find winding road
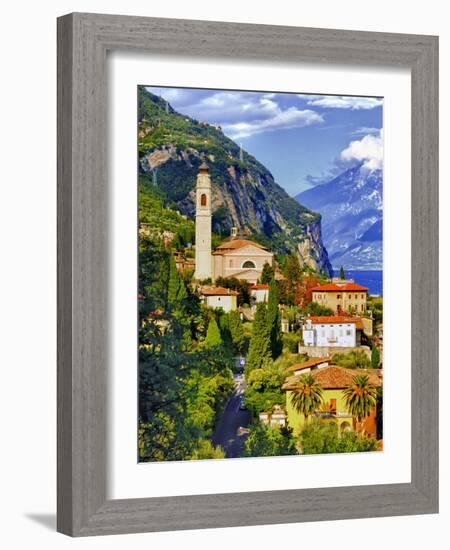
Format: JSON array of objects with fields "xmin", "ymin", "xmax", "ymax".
[{"xmin": 212, "ymin": 373, "xmax": 251, "ymax": 458}]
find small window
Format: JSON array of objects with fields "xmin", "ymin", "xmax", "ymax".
[
  {"xmin": 348, "ymin": 294, "xmax": 352, "ymax": 299},
  {"xmin": 337, "ymin": 294, "xmax": 342, "ymax": 299},
  {"xmin": 200, "ymin": 193, "xmax": 207, "ymax": 206},
  {"xmin": 242, "ymin": 260, "xmax": 256, "ymax": 269}
]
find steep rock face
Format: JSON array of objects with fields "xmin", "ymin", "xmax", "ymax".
[
  {"xmin": 139, "ymin": 88, "xmax": 332, "ymax": 275},
  {"xmin": 296, "ymin": 164, "xmax": 382, "ymax": 270},
  {"xmin": 297, "ymin": 220, "xmax": 332, "ymax": 275}
]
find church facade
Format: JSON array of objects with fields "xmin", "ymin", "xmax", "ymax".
[{"xmin": 194, "ymin": 163, "xmax": 273, "ymax": 284}]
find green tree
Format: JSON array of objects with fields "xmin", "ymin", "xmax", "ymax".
[
  {"xmin": 204, "ymin": 318, "xmax": 223, "ymax": 349},
  {"xmin": 243, "ymin": 423, "xmax": 297, "ymax": 457},
  {"xmin": 245, "ymin": 364, "xmax": 284, "ymax": 415},
  {"xmin": 303, "ymin": 301, "xmax": 334, "ymax": 316},
  {"xmin": 267, "ymin": 279, "xmax": 283, "ymax": 359},
  {"xmin": 290, "ymin": 373, "xmax": 323, "ymax": 423},
  {"xmin": 189, "ymin": 439, "xmax": 225, "ymax": 460},
  {"xmin": 343, "ymin": 374, "xmax": 377, "ymax": 433},
  {"xmin": 246, "ymin": 303, "xmax": 272, "ymax": 372},
  {"xmin": 167, "ymin": 255, "xmax": 181, "ymax": 305},
  {"xmin": 260, "ymin": 262, "xmax": 275, "ymax": 284},
  {"xmin": 371, "ymin": 345, "xmax": 380, "ymax": 368},
  {"xmin": 282, "ymin": 253, "xmax": 302, "ymax": 305},
  {"xmin": 339, "ymin": 265, "xmax": 345, "ymax": 279},
  {"xmin": 299, "ymin": 419, "xmax": 377, "ymax": 455},
  {"xmin": 228, "ymin": 310, "xmax": 246, "ymax": 355},
  {"xmin": 333, "ymin": 350, "xmax": 371, "ymax": 369}
]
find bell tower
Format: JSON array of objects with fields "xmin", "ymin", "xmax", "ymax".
[{"xmin": 194, "ymin": 162, "xmax": 212, "ymax": 280}]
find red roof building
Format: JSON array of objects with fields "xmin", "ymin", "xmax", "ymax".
[{"xmin": 311, "ymin": 281, "xmax": 368, "ymax": 314}]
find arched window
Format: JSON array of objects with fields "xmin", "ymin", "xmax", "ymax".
[
  {"xmin": 200, "ymin": 193, "xmax": 207, "ymax": 206},
  {"xmin": 242, "ymin": 260, "xmax": 256, "ymax": 269}
]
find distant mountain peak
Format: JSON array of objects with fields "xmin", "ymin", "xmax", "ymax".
[{"xmin": 295, "ymin": 163, "xmax": 382, "ymax": 270}]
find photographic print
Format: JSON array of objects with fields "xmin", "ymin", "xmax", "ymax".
[{"xmin": 138, "ymin": 86, "xmax": 383, "ymax": 462}]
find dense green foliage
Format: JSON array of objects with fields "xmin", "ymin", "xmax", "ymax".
[
  {"xmin": 243, "ymin": 423, "xmax": 297, "ymax": 457},
  {"xmin": 139, "ymin": 233, "xmax": 234, "ymax": 462},
  {"xmin": 245, "ymin": 303, "xmax": 272, "ymax": 372},
  {"xmin": 204, "ymin": 318, "xmax": 223, "ymax": 349},
  {"xmin": 260, "ymin": 262, "xmax": 275, "ymax": 284},
  {"xmin": 332, "ymin": 350, "xmax": 371, "ymax": 369},
  {"xmin": 267, "ymin": 279, "xmax": 283, "ymax": 359},
  {"xmin": 282, "ymin": 332, "xmax": 302, "ymax": 353},
  {"xmin": 228, "ymin": 310, "xmax": 246, "ymax": 355},
  {"xmin": 244, "ymin": 363, "xmax": 285, "ymax": 417},
  {"xmin": 339, "ymin": 265, "xmax": 345, "ymax": 279},
  {"xmin": 368, "ymin": 296, "xmax": 383, "ymax": 324},
  {"xmin": 299, "ymin": 419, "xmax": 377, "ymax": 454},
  {"xmin": 371, "ymin": 345, "xmax": 380, "ymax": 368}
]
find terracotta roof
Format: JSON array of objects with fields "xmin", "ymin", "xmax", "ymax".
[
  {"xmin": 213, "ymin": 238, "xmax": 268, "ymax": 253},
  {"xmin": 200, "ymin": 286, "xmax": 238, "ymax": 296},
  {"xmin": 285, "ymin": 356, "xmax": 332, "ymax": 373},
  {"xmin": 310, "ymin": 283, "xmax": 368, "ymax": 292},
  {"xmin": 282, "ymin": 366, "xmax": 382, "ymax": 391},
  {"xmin": 250, "ymin": 284, "xmax": 269, "ymax": 290},
  {"xmin": 307, "ymin": 316, "xmax": 364, "ymax": 330}
]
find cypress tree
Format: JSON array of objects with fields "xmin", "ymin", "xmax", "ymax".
[
  {"xmin": 339, "ymin": 265, "xmax": 345, "ymax": 280},
  {"xmin": 204, "ymin": 318, "xmax": 223, "ymax": 349},
  {"xmin": 267, "ymin": 279, "xmax": 283, "ymax": 359},
  {"xmin": 246, "ymin": 303, "xmax": 272, "ymax": 372},
  {"xmin": 260, "ymin": 262, "xmax": 275, "ymax": 284},
  {"xmin": 229, "ymin": 310, "xmax": 245, "ymax": 355},
  {"xmin": 371, "ymin": 345, "xmax": 380, "ymax": 369}
]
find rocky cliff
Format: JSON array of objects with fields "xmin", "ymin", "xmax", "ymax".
[{"xmin": 139, "ymin": 87, "xmax": 332, "ymax": 275}]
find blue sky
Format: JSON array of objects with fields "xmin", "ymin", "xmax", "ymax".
[{"xmin": 146, "ymin": 86, "xmax": 383, "ymax": 197}]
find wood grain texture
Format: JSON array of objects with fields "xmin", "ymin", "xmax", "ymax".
[{"xmin": 57, "ymin": 12, "xmax": 439, "ymax": 537}]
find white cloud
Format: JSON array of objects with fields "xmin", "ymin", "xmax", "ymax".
[
  {"xmin": 351, "ymin": 127, "xmax": 382, "ymax": 136},
  {"xmin": 305, "ymin": 95, "xmax": 383, "ymax": 110},
  {"xmin": 340, "ymin": 132, "xmax": 383, "ymax": 170},
  {"xmin": 150, "ymin": 89, "xmax": 323, "ymax": 138},
  {"xmin": 223, "ymin": 108, "xmax": 323, "ymax": 139}
]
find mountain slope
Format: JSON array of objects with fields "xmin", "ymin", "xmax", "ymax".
[
  {"xmin": 295, "ymin": 164, "xmax": 382, "ymax": 270},
  {"xmin": 138, "ymin": 88, "xmax": 332, "ymax": 275}
]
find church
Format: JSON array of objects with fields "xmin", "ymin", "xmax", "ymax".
[{"xmin": 194, "ymin": 162, "xmax": 274, "ymax": 284}]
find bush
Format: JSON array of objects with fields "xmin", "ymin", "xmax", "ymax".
[
  {"xmin": 243, "ymin": 423, "xmax": 298, "ymax": 457},
  {"xmin": 299, "ymin": 419, "xmax": 377, "ymax": 455},
  {"xmin": 332, "ymin": 350, "xmax": 371, "ymax": 369},
  {"xmin": 283, "ymin": 332, "xmax": 301, "ymax": 353}
]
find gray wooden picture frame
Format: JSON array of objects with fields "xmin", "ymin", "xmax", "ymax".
[{"xmin": 57, "ymin": 12, "xmax": 439, "ymax": 537}]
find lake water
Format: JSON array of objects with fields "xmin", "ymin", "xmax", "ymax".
[{"xmin": 332, "ymin": 270, "xmax": 383, "ymax": 297}]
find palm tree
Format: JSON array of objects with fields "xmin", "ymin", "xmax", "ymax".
[
  {"xmin": 343, "ymin": 374, "xmax": 377, "ymax": 433},
  {"xmin": 290, "ymin": 374, "xmax": 323, "ymax": 424}
]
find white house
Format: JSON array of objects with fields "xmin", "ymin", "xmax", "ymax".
[
  {"xmin": 249, "ymin": 284, "xmax": 269, "ymax": 304},
  {"xmin": 199, "ymin": 286, "xmax": 238, "ymax": 312},
  {"xmin": 302, "ymin": 316, "xmax": 363, "ymax": 348},
  {"xmin": 259, "ymin": 405, "xmax": 287, "ymax": 427}
]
